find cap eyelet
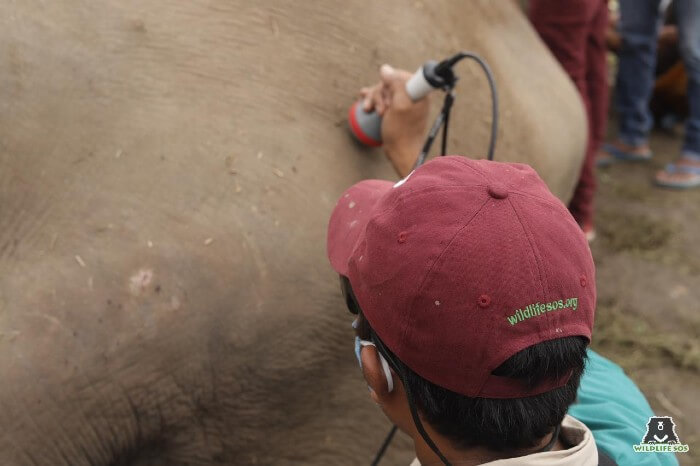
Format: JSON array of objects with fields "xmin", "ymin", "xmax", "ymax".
[
  {"xmin": 478, "ymin": 294, "xmax": 491, "ymax": 308},
  {"xmin": 397, "ymin": 231, "xmax": 407, "ymax": 244},
  {"xmin": 580, "ymin": 276, "xmax": 587, "ymax": 287}
]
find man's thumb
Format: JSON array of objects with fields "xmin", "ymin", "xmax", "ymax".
[{"xmin": 379, "ymin": 64, "xmax": 398, "ymax": 84}]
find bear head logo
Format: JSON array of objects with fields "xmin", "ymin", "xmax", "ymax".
[{"xmin": 642, "ymin": 416, "xmax": 680, "ymax": 444}]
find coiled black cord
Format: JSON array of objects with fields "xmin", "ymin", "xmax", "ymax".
[
  {"xmin": 370, "ymin": 331, "xmax": 452, "ymax": 466},
  {"xmin": 372, "ymin": 52, "xmax": 499, "ymax": 466},
  {"xmin": 413, "ymin": 51, "xmax": 499, "ymax": 169}
]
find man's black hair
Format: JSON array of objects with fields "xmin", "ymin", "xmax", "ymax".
[{"xmin": 344, "ymin": 277, "xmax": 588, "ymax": 452}]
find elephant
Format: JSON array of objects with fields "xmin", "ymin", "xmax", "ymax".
[{"xmin": 0, "ymin": 0, "xmax": 586, "ymax": 464}]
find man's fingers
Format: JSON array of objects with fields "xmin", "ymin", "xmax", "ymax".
[
  {"xmin": 377, "ymin": 86, "xmax": 392, "ymax": 116},
  {"xmin": 363, "ymin": 95, "xmax": 373, "ymax": 112},
  {"xmin": 361, "ymin": 84, "xmax": 384, "ymax": 113},
  {"xmin": 375, "ymin": 92, "xmax": 386, "ymax": 115},
  {"xmin": 379, "ymin": 64, "xmax": 397, "ymax": 85},
  {"xmin": 362, "ymin": 86, "xmax": 376, "ymax": 111},
  {"xmin": 359, "ymin": 64, "xmax": 412, "ymax": 115}
]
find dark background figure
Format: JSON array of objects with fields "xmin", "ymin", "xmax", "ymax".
[
  {"xmin": 530, "ymin": 0, "xmax": 609, "ymax": 241},
  {"xmin": 608, "ymin": 2, "xmax": 690, "ymax": 130},
  {"xmin": 649, "ymin": 4, "xmax": 689, "ymax": 131},
  {"xmin": 600, "ymin": 0, "xmax": 700, "ymax": 189}
]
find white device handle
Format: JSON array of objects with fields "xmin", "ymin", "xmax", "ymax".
[{"xmin": 405, "ymin": 66, "xmax": 434, "ymax": 101}]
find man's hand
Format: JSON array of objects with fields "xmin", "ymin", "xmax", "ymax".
[{"xmin": 359, "ymin": 64, "xmax": 430, "ymax": 178}]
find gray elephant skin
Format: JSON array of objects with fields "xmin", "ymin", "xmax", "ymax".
[{"xmin": 0, "ymin": 1, "xmax": 585, "ymax": 464}]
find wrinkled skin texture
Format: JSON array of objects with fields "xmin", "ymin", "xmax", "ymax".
[{"xmin": 0, "ymin": 1, "xmax": 585, "ymax": 464}]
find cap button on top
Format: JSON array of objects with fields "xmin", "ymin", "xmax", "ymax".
[{"xmin": 487, "ymin": 183, "xmax": 509, "ymax": 199}]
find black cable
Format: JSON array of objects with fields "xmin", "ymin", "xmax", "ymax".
[
  {"xmin": 401, "ymin": 367, "xmax": 451, "ymax": 465},
  {"xmin": 414, "ymin": 89, "xmax": 455, "ymax": 168},
  {"xmin": 369, "ymin": 51, "xmax": 499, "ymax": 465},
  {"xmin": 538, "ymin": 424, "xmax": 561, "ymax": 453},
  {"xmin": 440, "ymin": 93, "xmax": 451, "ymax": 156},
  {"xmin": 459, "ymin": 52, "xmax": 498, "ymax": 161},
  {"xmin": 413, "ymin": 51, "xmax": 498, "ymax": 169},
  {"xmin": 371, "ymin": 425, "xmax": 398, "ymax": 466},
  {"xmin": 370, "ymin": 331, "xmax": 452, "ymax": 466}
]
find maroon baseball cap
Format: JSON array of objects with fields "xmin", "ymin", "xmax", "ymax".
[{"xmin": 327, "ymin": 156, "xmax": 595, "ymax": 399}]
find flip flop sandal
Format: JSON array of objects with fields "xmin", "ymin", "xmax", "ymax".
[
  {"xmin": 596, "ymin": 152, "xmax": 615, "ymax": 168},
  {"xmin": 654, "ymin": 161, "xmax": 700, "ymax": 189},
  {"xmin": 596, "ymin": 144, "xmax": 619, "ymax": 167},
  {"xmin": 597, "ymin": 143, "xmax": 653, "ymax": 167}
]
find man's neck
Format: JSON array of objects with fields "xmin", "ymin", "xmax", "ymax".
[{"xmin": 414, "ymin": 426, "xmax": 564, "ymax": 466}]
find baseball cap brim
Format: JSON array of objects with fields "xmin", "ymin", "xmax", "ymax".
[{"xmin": 327, "ymin": 179, "xmax": 394, "ymax": 277}]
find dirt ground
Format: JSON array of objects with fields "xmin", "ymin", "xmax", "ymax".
[{"xmin": 590, "ymin": 119, "xmax": 700, "ymax": 464}]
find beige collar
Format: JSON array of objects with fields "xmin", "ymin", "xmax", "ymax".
[{"xmin": 410, "ymin": 415, "xmax": 597, "ymax": 466}]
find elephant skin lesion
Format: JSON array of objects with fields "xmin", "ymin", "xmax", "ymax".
[
  {"xmin": 128, "ymin": 268, "xmax": 155, "ymax": 296},
  {"xmin": 130, "ymin": 19, "xmax": 147, "ymax": 34}
]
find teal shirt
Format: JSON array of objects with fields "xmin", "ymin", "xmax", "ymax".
[{"xmin": 569, "ymin": 350, "xmax": 679, "ymax": 466}]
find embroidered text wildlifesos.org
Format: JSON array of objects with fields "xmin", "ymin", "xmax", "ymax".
[{"xmin": 506, "ymin": 298, "xmax": 579, "ymax": 326}]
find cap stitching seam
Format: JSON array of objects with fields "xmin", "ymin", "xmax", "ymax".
[
  {"xmin": 450, "ymin": 157, "xmax": 491, "ymax": 179},
  {"xmin": 475, "ymin": 200, "xmax": 533, "ymax": 394},
  {"xmin": 400, "ymin": 195, "xmax": 491, "ymax": 380},
  {"xmin": 505, "ymin": 198, "xmax": 557, "ymax": 363},
  {"xmin": 447, "ymin": 159, "xmax": 565, "ymax": 209},
  {"xmin": 506, "ymin": 195, "xmax": 549, "ymax": 325},
  {"xmin": 371, "ymin": 185, "xmax": 489, "ymax": 220},
  {"xmin": 402, "ymin": 184, "xmax": 488, "ymax": 199}
]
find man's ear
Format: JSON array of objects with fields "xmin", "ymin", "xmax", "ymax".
[{"xmin": 360, "ymin": 344, "xmax": 392, "ymax": 403}]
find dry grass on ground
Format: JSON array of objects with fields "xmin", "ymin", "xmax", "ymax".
[{"xmin": 590, "ymin": 124, "xmax": 700, "ymax": 464}]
